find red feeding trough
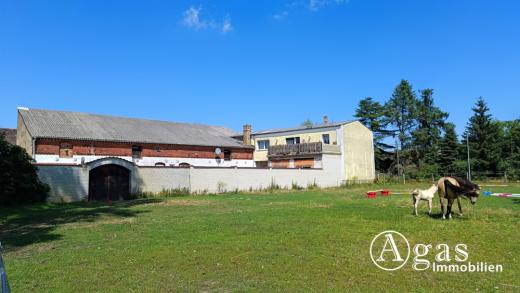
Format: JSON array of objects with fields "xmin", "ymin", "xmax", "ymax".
[
  {"xmin": 366, "ymin": 191, "xmax": 377, "ymax": 198},
  {"xmin": 381, "ymin": 190, "xmax": 391, "ymax": 196}
]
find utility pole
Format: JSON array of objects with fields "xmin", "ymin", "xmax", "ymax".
[
  {"xmin": 466, "ymin": 134, "xmax": 471, "ymax": 181},
  {"xmin": 395, "ymin": 140, "xmax": 400, "ymax": 177}
]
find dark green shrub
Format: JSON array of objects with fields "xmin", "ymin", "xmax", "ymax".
[{"xmin": 0, "ymin": 134, "xmax": 49, "ymax": 206}]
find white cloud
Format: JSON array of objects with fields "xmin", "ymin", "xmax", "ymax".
[
  {"xmin": 273, "ymin": 11, "xmax": 289, "ymax": 20},
  {"xmin": 182, "ymin": 6, "xmax": 208, "ymax": 30},
  {"xmin": 182, "ymin": 6, "xmax": 232, "ymax": 34},
  {"xmin": 309, "ymin": 0, "xmax": 347, "ymax": 11},
  {"xmin": 222, "ymin": 18, "xmax": 233, "ymax": 34},
  {"xmin": 273, "ymin": 0, "xmax": 347, "ymax": 20}
]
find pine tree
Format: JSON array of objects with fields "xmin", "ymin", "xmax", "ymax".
[
  {"xmin": 464, "ymin": 97, "xmax": 501, "ymax": 175},
  {"xmin": 355, "ymin": 97, "xmax": 394, "ymax": 172},
  {"xmin": 500, "ymin": 120, "xmax": 520, "ymax": 178},
  {"xmin": 384, "ymin": 80, "xmax": 418, "ymax": 149},
  {"xmin": 301, "ymin": 119, "xmax": 313, "ymax": 127},
  {"xmin": 439, "ymin": 123, "xmax": 460, "ymax": 175},
  {"xmin": 412, "ymin": 89, "xmax": 448, "ymax": 168},
  {"xmin": 355, "ymin": 97, "xmax": 392, "ymax": 145}
]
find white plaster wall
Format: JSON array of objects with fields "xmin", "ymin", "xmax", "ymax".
[
  {"xmin": 37, "ymin": 165, "xmax": 89, "ymax": 202},
  {"xmin": 342, "ymin": 121, "xmax": 376, "ymax": 181},
  {"xmin": 37, "ymin": 153, "xmax": 344, "ymax": 201},
  {"xmin": 136, "ymin": 168, "xmax": 190, "ymax": 193},
  {"xmin": 189, "ymin": 154, "xmax": 343, "ymax": 192},
  {"xmin": 34, "ymin": 154, "xmax": 255, "ymax": 168}
]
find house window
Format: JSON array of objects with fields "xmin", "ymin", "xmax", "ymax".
[
  {"xmin": 89, "ymin": 143, "xmax": 95, "ymax": 155},
  {"xmin": 257, "ymin": 140, "xmax": 270, "ymax": 150},
  {"xmin": 322, "ymin": 134, "xmax": 330, "ymax": 144},
  {"xmin": 179, "ymin": 163, "xmax": 191, "ymax": 168},
  {"xmin": 59, "ymin": 143, "xmax": 73, "ymax": 158},
  {"xmin": 223, "ymin": 150, "xmax": 231, "ymax": 161},
  {"xmin": 286, "ymin": 137, "xmax": 300, "ymax": 145},
  {"xmin": 132, "ymin": 146, "xmax": 142, "ymax": 159},
  {"xmin": 155, "ymin": 162, "xmax": 166, "ymax": 167}
]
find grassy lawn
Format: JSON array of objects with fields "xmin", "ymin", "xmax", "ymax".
[{"xmin": 1, "ymin": 183, "xmax": 519, "ymax": 292}]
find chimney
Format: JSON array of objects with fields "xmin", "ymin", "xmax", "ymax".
[
  {"xmin": 323, "ymin": 115, "xmax": 329, "ymax": 125},
  {"xmin": 242, "ymin": 124, "xmax": 252, "ymax": 145}
]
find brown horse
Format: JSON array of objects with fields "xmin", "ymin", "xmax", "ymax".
[{"xmin": 437, "ymin": 176, "xmax": 480, "ymax": 219}]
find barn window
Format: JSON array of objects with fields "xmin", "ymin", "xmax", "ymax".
[
  {"xmin": 155, "ymin": 162, "xmax": 166, "ymax": 167},
  {"xmin": 132, "ymin": 146, "xmax": 142, "ymax": 159},
  {"xmin": 155, "ymin": 146, "xmax": 161, "ymax": 152},
  {"xmin": 59, "ymin": 143, "xmax": 73, "ymax": 158},
  {"xmin": 89, "ymin": 143, "xmax": 95, "ymax": 155},
  {"xmin": 179, "ymin": 163, "xmax": 191, "ymax": 168},
  {"xmin": 223, "ymin": 150, "xmax": 231, "ymax": 161}
]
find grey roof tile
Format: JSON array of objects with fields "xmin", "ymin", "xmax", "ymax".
[
  {"xmin": 19, "ymin": 108, "xmax": 250, "ymax": 148},
  {"xmin": 252, "ymin": 120, "xmax": 357, "ymax": 136}
]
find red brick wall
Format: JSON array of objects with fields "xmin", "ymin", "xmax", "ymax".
[{"xmin": 35, "ymin": 138, "xmax": 253, "ymax": 160}]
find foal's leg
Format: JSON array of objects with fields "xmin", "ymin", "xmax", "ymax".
[
  {"xmin": 447, "ymin": 198, "xmax": 454, "ymax": 220},
  {"xmin": 457, "ymin": 197, "xmax": 463, "ymax": 216}
]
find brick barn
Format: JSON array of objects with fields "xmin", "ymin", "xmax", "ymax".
[{"xmin": 16, "ymin": 107, "xmax": 254, "ymax": 201}]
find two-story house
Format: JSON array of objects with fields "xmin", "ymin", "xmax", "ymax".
[{"xmin": 245, "ymin": 116, "xmax": 375, "ymax": 181}]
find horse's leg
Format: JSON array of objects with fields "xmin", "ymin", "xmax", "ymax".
[
  {"xmin": 447, "ymin": 198, "xmax": 454, "ymax": 220},
  {"xmin": 428, "ymin": 199, "xmax": 432, "ymax": 215},
  {"xmin": 440, "ymin": 197, "xmax": 446, "ymax": 219},
  {"xmin": 457, "ymin": 197, "xmax": 463, "ymax": 216},
  {"xmin": 413, "ymin": 197, "xmax": 418, "ymax": 216}
]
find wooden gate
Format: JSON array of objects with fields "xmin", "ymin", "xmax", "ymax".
[{"xmin": 88, "ymin": 164, "xmax": 130, "ymax": 201}]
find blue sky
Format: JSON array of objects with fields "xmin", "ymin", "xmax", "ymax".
[{"xmin": 1, "ymin": 0, "xmax": 519, "ymax": 135}]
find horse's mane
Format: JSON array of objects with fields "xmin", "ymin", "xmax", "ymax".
[{"xmin": 450, "ymin": 176, "xmax": 480, "ymax": 191}]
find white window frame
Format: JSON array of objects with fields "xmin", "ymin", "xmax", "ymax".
[
  {"xmin": 322, "ymin": 134, "xmax": 330, "ymax": 144},
  {"xmin": 286, "ymin": 137, "xmax": 300, "ymax": 145},
  {"xmin": 257, "ymin": 140, "xmax": 270, "ymax": 150}
]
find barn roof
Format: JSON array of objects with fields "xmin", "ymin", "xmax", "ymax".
[{"xmin": 18, "ymin": 108, "xmax": 251, "ymax": 148}]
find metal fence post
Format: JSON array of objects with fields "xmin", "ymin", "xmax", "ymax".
[{"xmin": 1, "ymin": 242, "xmax": 11, "ymax": 293}]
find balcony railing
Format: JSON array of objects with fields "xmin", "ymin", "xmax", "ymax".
[{"xmin": 268, "ymin": 142, "xmax": 323, "ymax": 158}]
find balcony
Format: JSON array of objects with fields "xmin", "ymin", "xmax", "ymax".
[{"xmin": 267, "ymin": 142, "xmax": 340, "ymax": 159}]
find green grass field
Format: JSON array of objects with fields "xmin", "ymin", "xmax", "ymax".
[{"xmin": 1, "ymin": 183, "xmax": 519, "ymax": 292}]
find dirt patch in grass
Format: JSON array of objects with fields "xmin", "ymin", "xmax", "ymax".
[
  {"xmin": 141, "ymin": 199, "xmax": 215, "ymax": 207},
  {"xmin": 306, "ymin": 203, "xmax": 331, "ymax": 209},
  {"xmin": 265, "ymin": 201, "xmax": 298, "ymax": 206},
  {"xmin": 61, "ymin": 217, "xmax": 136, "ymax": 229}
]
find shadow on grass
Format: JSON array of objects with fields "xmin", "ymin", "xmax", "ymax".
[
  {"xmin": 428, "ymin": 212, "xmax": 444, "ymax": 219},
  {"xmin": 427, "ymin": 212, "xmax": 469, "ymax": 220},
  {"xmin": 0, "ymin": 199, "xmax": 161, "ymax": 251}
]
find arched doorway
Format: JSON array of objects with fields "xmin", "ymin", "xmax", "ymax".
[{"xmin": 88, "ymin": 164, "xmax": 130, "ymax": 201}]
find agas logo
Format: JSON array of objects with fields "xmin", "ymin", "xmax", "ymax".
[
  {"xmin": 369, "ymin": 230, "xmax": 410, "ymax": 271},
  {"xmin": 369, "ymin": 230, "xmax": 503, "ymax": 273}
]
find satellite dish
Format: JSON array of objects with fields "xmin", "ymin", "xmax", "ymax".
[{"xmin": 215, "ymin": 148, "xmax": 222, "ymax": 155}]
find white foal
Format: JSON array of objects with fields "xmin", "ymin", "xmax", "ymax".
[{"xmin": 411, "ymin": 184, "xmax": 438, "ymax": 216}]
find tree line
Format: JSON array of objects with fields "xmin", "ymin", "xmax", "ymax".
[
  {"xmin": 0, "ymin": 133, "xmax": 49, "ymax": 206},
  {"xmin": 355, "ymin": 79, "xmax": 520, "ymax": 180}
]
